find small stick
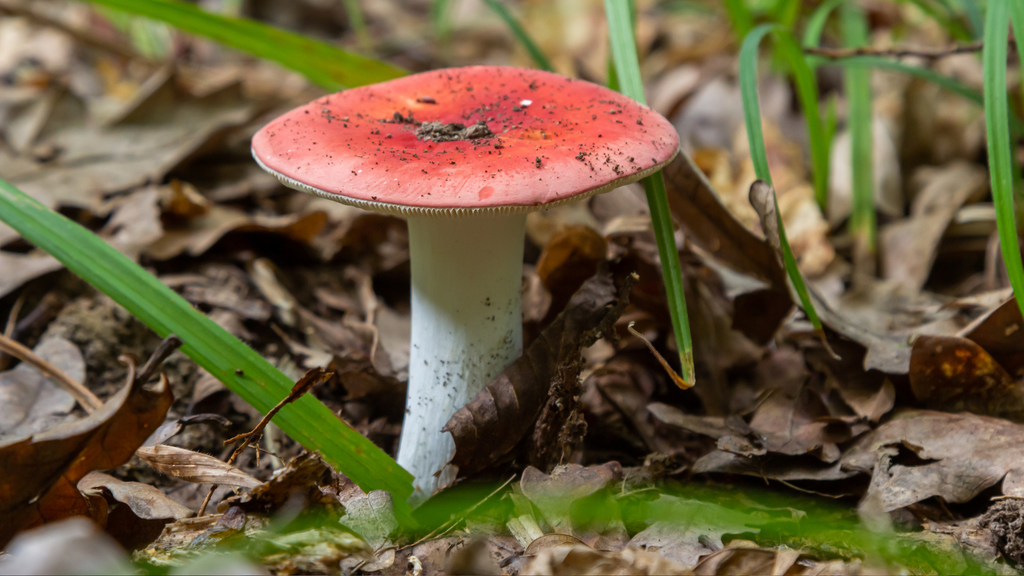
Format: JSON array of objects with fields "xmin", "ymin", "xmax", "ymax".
[
  {"xmin": 804, "ymin": 39, "xmax": 1018, "ymax": 61},
  {"xmin": 134, "ymin": 335, "xmax": 183, "ymax": 387},
  {"xmin": 198, "ymin": 367, "xmax": 331, "ymax": 515},
  {"xmin": 0, "ymin": 332, "xmax": 102, "ymax": 412}
]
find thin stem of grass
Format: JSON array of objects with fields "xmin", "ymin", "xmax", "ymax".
[
  {"xmin": 481, "ymin": 0, "xmax": 553, "ymax": 71},
  {"xmin": 604, "ymin": 0, "xmax": 694, "ymax": 386},
  {"xmin": 984, "ymin": 2, "xmax": 1024, "ymax": 322},
  {"xmin": 340, "ymin": 0, "xmax": 373, "ymax": 54},
  {"xmin": 841, "ymin": 3, "xmax": 876, "ymax": 257},
  {"xmin": 739, "ymin": 24, "xmax": 832, "ymax": 355}
]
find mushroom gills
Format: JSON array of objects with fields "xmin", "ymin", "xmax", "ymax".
[{"xmin": 398, "ymin": 212, "xmax": 526, "ymax": 504}]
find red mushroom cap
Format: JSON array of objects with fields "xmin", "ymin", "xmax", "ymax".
[{"xmin": 252, "ymin": 66, "xmax": 679, "ymax": 216}]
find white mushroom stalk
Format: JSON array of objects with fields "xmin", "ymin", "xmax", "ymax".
[{"xmin": 398, "ymin": 213, "xmax": 526, "ymax": 503}]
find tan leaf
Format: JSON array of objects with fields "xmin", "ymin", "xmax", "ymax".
[{"xmin": 135, "ymin": 445, "xmax": 261, "ymax": 489}]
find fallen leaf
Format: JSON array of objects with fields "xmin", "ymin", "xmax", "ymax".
[
  {"xmin": 843, "ymin": 409, "xmax": 1024, "ymax": 511},
  {"xmin": 961, "ymin": 295, "xmax": 1024, "ymax": 378},
  {"xmin": 880, "ymin": 162, "xmax": 988, "ymax": 292},
  {"xmin": 0, "ymin": 337, "xmax": 84, "ymax": 439},
  {"xmin": 0, "ymin": 252, "xmax": 63, "ymax": 300},
  {"xmin": 78, "ymin": 471, "xmax": 192, "ymax": 550},
  {"xmin": 144, "ymin": 206, "xmax": 327, "ymax": 260},
  {"xmin": 519, "ymin": 463, "xmax": 622, "ymax": 535},
  {"xmin": 536, "ymin": 225, "xmax": 607, "ymax": 319},
  {"xmin": 0, "ymin": 363, "xmax": 173, "ymax": 546},
  {"xmin": 217, "ymin": 451, "xmax": 341, "ymax": 515},
  {"xmin": 521, "ymin": 544, "xmax": 691, "ymax": 575},
  {"xmin": 909, "ymin": 335, "xmax": 1024, "ymax": 419},
  {"xmin": 628, "ymin": 494, "xmax": 764, "ymax": 568},
  {"xmin": 135, "ymin": 445, "xmax": 261, "ymax": 489},
  {"xmin": 445, "ymin": 271, "xmax": 635, "ymax": 475}
]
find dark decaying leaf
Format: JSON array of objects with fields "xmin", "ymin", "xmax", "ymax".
[
  {"xmin": 217, "ymin": 451, "xmax": 342, "ymax": 515},
  {"xmin": 662, "ymin": 152, "xmax": 785, "ymax": 287},
  {"xmin": 842, "ymin": 409, "xmax": 1024, "ymax": 511},
  {"xmin": 445, "ymin": 271, "xmax": 635, "ymax": 475},
  {"xmin": 960, "ymin": 295, "xmax": 1024, "ymax": 378},
  {"xmin": 909, "ymin": 335, "xmax": 1024, "ymax": 420},
  {"xmin": 78, "ymin": 471, "xmax": 192, "ymax": 550},
  {"xmin": 135, "ymin": 444, "xmax": 261, "ymax": 489},
  {"xmin": 0, "ymin": 367, "xmax": 173, "ymax": 546}
]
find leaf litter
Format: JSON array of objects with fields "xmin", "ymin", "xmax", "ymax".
[{"xmin": 3, "ymin": 1, "xmax": 1024, "ymax": 575}]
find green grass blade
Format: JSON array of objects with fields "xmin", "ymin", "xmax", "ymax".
[
  {"xmin": 985, "ymin": 2, "xmax": 1024, "ymax": 322},
  {"xmin": 724, "ymin": 0, "xmax": 755, "ymax": 40},
  {"xmin": 78, "ymin": 0, "xmax": 405, "ymax": 90},
  {"xmin": 739, "ymin": 23, "xmax": 831, "ymax": 351},
  {"xmin": 904, "ymin": 0, "xmax": 972, "ymax": 41},
  {"xmin": 803, "ymin": 0, "xmax": 844, "ymax": 47},
  {"xmin": 0, "ymin": 178, "xmax": 415, "ymax": 521},
  {"xmin": 1010, "ymin": 2, "xmax": 1024, "ymax": 131},
  {"xmin": 432, "ymin": 0, "xmax": 456, "ymax": 41},
  {"xmin": 604, "ymin": 0, "xmax": 694, "ymax": 385},
  {"xmin": 771, "ymin": 28, "xmax": 829, "ymax": 210},
  {"xmin": 340, "ymin": 0, "xmax": 373, "ymax": 53},
  {"xmin": 480, "ymin": 0, "xmax": 554, "ymax": 71},
  {"xmin": 841, "ymin": 3, "xmax": 876, "ymax": 254}
]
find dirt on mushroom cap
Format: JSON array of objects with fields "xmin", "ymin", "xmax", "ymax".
[{"xmin": 251, "ymin": 66, "xmax": 679, "ymax": 214}]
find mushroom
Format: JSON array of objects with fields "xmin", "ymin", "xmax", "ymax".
[{"xmin": 252, "ymin": 66, "xmax": 679, "ymax": 503}]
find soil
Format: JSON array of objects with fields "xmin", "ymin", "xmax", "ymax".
[
  {"xmin": 416, "ymin": 120, "xmax": 495, "ymax": 143},
  {"xmin": 983, "ymin": 499, "xmax": 1024, "ymax": 567}
]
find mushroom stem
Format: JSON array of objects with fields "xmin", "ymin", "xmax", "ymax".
[{"xmin": 398, "ymin": 212, "xmax": 526, "ymax": 504}]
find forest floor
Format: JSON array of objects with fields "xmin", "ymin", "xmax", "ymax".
[{"xmin": 1, "ymin": 0, "xmax": 1024, "ymax": 574}]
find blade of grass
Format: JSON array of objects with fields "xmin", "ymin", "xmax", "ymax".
[
  {"xmin": 340, "ymin": 0, "xmax": 373, "ymax": 54},
  {"xmin": 904, "ymin": 0, "xmax": 972, "ymax": 41},
  {"xmin": 1010, "ymin": 2, "xmax": 1024, "ymax": 132},
  {"xmin": 604, "ymin": 0, "xmax": 694, "ymax": 386},
  {"xmin": 432, "ymin": 0, "xmax": 456, "ymax": 41},
  {"xmin": 480, "ymin": 0, "xmax": 553, "ymax": 71},
  {"xmin": 740, "ymin": 23, "xmax": 833, "ymax": 355},
  {"xmin": 770, "ymin": 27, "xmax": 830, "ymax": 210},
  {"xmin": 841, "ymin": 3, "xmax": 876, "ymax": 256},
  {"xmin": 985, "ymin": 1, "xmax": 1024, "ymax": 322},
  {"xmin": 0, "ymin": 177, "xmax": 415, "ymax": 522},
  {"xmin": 77, "ymin": 0, "xmax": 405, "ymax": 90},
  {"xmin": 724, "ymin": 0, "xmax": 755, "ymax": 40}
]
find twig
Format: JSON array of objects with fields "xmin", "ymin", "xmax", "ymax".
[
  {"xmin": 133, "ymin": 335, "xmax": 183, "ymax": 387},
  {"xmin": 626, "ymin": 321, "xmax": 693, "ymax": 389},
  {"xmin": 0, "ymin": 332, "xmax": 102, "ymax": 412},
  {"xmin": 805, "ymin": 39, "xmax": 1017, "ymax": 61},
  {"xmin": 198, "ymin": 367, "xmax": 331, "ymax": 515}
]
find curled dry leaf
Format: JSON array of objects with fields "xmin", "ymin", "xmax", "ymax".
[
  {"xmin": 78, "ymin": 471, "xmax": 192, "ymax": 521},
  {"xmin": 445, "ymin": 271, "xmax": 635, "ymax": 475},
  {"xmin": 521, "ymin": 544, "xmax": 690, "ymax": 575},
  {"xmin": 135, "ymin": 444, "xmax": 261, "ymax": 489},
  {"xmin": 0, "ymin": 367, "xmax": 173, "ymax": 546},
  {"xmin": 960, "ymin": 295, "xmax": 1024, "ymax": 378},
  {"xmin": 910, "ymin": 335, "xmax": 1024, "ymax": 420}
]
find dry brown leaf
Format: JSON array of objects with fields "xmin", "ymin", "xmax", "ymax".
[
  {"xmin": 536, "ymin": 225, "xmax": 607, "ymax": 319},
  {"xmin": 521, "ymin": 544, "xmax": 692, "ymax": 575},
  {"xmin": 78, "ymin": 471, "xmax": 191, "ymax": 521},
  {"xmin": 910, "ymin": 335, "xmax": 1024, "ymax": 419},
  {"xmin": 135, "ymin": 444, "xmax": 261, "ymax": 489},
  {"xmin": 520, "ymin": 463, "xmax": 622, "ymax": 536},
  {"xmin": 843, "ymin": 409, "xmax": 1024, "ymax": 511},
  {"xmin": 144, "ymin": 206, "xmax": 327, "ymax": 260},
  {"xmin": 0, "ymin": 366, "xmax": 173, "ymax": 546},
  {"xmin": 0, "ymin": 337, "xmax": 84, "ymax": 439},
  {"xmin": 880, "ymin": 162, "xmax": 988, "ymax": 292},
  {"xmin": 445, "ymin": 271, "xmax": 635, "ymax": 476},
  {"xmin": 960, "ymin": 295, "xmax": 1024, "ymax": 378},
  {"xmin": 0, "ymin": 252, "xmax": 63, "ymax": 300}
]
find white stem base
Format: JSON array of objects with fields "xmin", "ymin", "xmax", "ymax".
[{"xmin": 397, "ymin": 213, "xmax": 526, "ymax": 505}]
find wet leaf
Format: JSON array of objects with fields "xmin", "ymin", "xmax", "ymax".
[
  {"xmin": 445, "ymin": 271, "xmax": 635, "ymax": 475},
  {"xmin": 135, "ymin": 444, "xmax": 261, "ymax": 489},
  {"xmin": 910, "ymin": 335, "xmax": 1024, "ymax": 419},
  {"xmin": 0, "ymin": 364, "xmax": 173, "ymax": 546}
]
